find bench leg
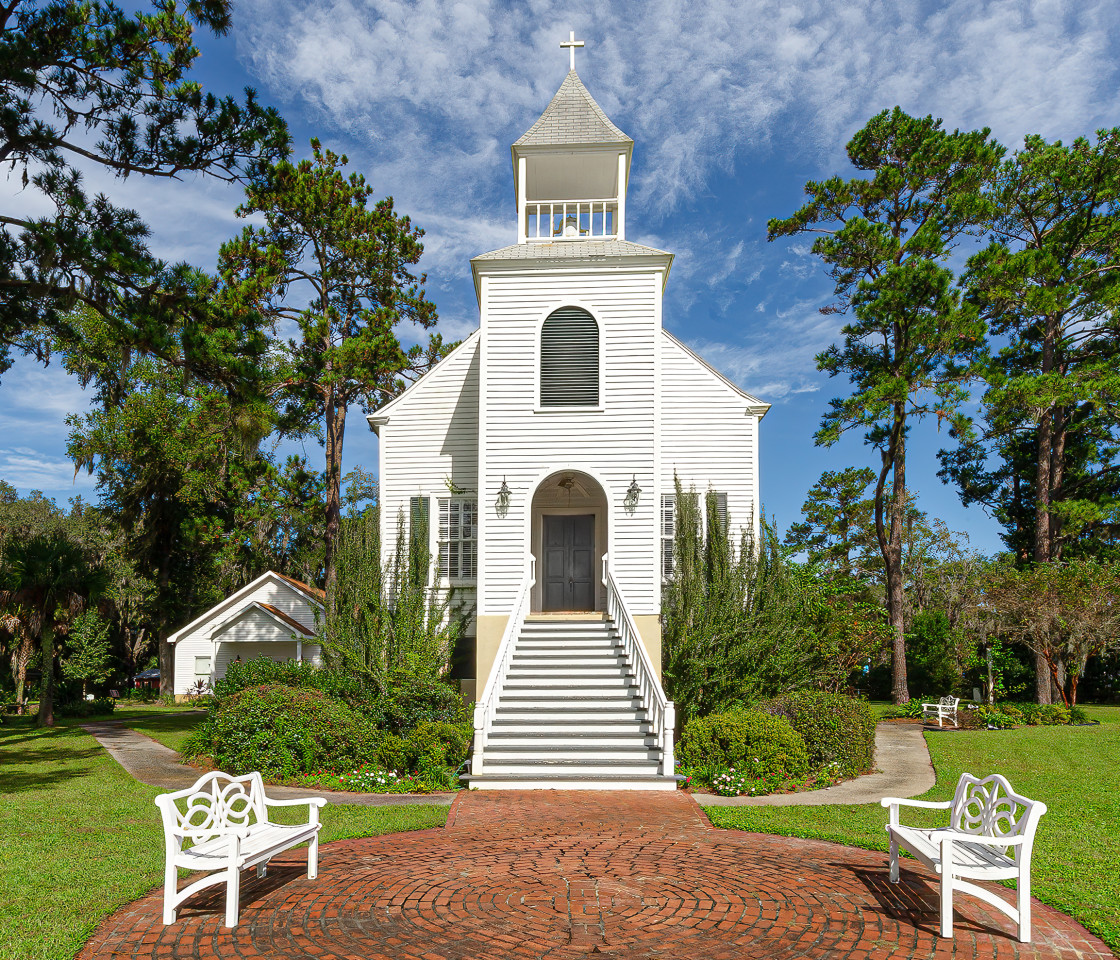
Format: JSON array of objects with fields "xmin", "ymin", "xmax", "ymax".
[
  {"xmin": 1018, "ymin": 873, "xmax": 1031, "ymax": 943},
  {"xmin": 256, "ymin": 861, "xmax": 268, "ymax": 879},
  {"xmin": 224, "ymin": 864, "xmax": 241, "ymax": 928},
  {"xmin": 308, "ymin": 833, "xmax": 319, "ymax": 880},
  {"xmin": 888, "ymin": 837, "xmax": 899, "ymax": 883},
  {"xmin": 162, "ymin": 861, "xmax": 178, "ymax": 925},
  {"xmin": 940, "ymin": 871, "xmax": 954, "ymax": 938}
]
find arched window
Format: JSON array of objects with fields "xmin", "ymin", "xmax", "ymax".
[{"xmin": 540, "ymin": 306, "xmax": 599, "ymax": 406}]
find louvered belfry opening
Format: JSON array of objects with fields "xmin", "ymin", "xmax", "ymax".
[{"xmin": 540, "ymin": 306, "xmax": 599, "ymax": 406}]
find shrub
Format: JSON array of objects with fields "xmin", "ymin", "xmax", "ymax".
[
  {"xmin": 212, "ymin": 656, "xmax": 370, "ymax": 707},
  {"xmin": 758, "ymin": 691, "xmax": 875, "ymax": 779},
  {"xmin": 880, "ymin": 698, "xmax": 924, "ymax": 719},
  {"xmin": 371, "ymin": 675, "xmax": 471, "ymax": 733},
  {"xmin": 678, "ymin": 708, "xmax": 809, "ymax": 780},
  {"xmin": 375, "ymin": 720, "xmax": 472, "ymax": 772},
  {"xmin": 183, "ymin": 684, "xmax": 379, "ymax": 779},
  {"xmin": 56, "ymin": 696, "xmax": 115, "ymax": 718}
]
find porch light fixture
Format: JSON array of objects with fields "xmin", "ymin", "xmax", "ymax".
[
  {"xmin": 496, "ymin": 477, "xmax": 511, "ymax": 516},
  {"xmin": 624, "ymin": 474, "xmax": 641, "ymax": 510}
]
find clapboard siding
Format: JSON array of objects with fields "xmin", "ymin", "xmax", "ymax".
[
  {"xmin": 481, "ymin": 269, "xmax": 662, "ymax": 616},
  {"xmin": 379, "ymin": 335, "xmax": 480, "ymax": 550},
  {"xmin": 660, "ymin": 331, "xmax": 759, "ymax": 543}
]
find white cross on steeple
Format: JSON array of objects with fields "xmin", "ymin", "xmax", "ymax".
[{"xmin": 560, "ymin": 30, "xmax": 584, "ymax": 71}]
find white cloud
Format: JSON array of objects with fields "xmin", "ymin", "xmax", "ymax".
[{"xmin": 685, "ymin": 296, "xmax": 842, "ymax": 400}]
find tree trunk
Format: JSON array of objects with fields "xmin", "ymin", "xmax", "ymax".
[
  {"xmin": 1031, "ymin": 317, "xmax": 1058, "ymax": 704},
  {"xmin": 37, "ymin": 627, "xmax": 55, "ymax": 727},
  {"xmin": 156, "ymin": 550, "xmax": 173, "ymax": 699},
  {"xmin": 875, "ymin": 406, "xmax": 909, "ymax": 705},
  {"xmin": 323, "ymin": 392, "xmax": 348, "ymax": 611}
]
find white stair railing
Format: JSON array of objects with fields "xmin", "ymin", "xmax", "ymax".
[
  {"xmin": 602, "ymin": 554, "xmax": 676, "ymax": 776},
  {"xmin": 471, "ymin": 558, "xmax": 535, "ymax": 775}
]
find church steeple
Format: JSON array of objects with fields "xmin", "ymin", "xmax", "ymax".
[{"xmin": 511, "ymin": 34, "xmax": 634, "ymax": 244}]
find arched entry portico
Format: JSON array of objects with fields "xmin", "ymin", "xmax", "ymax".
[{"xmin": 530, "ymin": 470, "xmax": 608, "ymax": 613}]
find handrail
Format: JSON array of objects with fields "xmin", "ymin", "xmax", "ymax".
[
  {"xmin": 471, "ymin": 557, "xmax": 535, "ymax": 775},
  {"xmin": 524, "ymin": 198, "xmax": 618, "ymax": 241},
  {"xmin": 602, "ymin": 554, "xmax": 676, "ymax": 776}
]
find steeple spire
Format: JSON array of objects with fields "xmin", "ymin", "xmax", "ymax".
[{"xmin": 559, "ymin": 30, "xmax": 584, "ymax": 72}]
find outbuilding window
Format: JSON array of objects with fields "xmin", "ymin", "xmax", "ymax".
[{"xmin": 540, "ymin": 306, "xmax": 599, "ymax": 406}]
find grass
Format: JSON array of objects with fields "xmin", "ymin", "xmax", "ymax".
[
  {"xmin": 115, "ymin": 710, "xmax": 204, "ymax": 752},
  {"xmin": 706, "ymin": 704, "xmax": 1120, "ymax": 955},
  {"xmin": 0, "ymin": 721, "xmax": 449, "ymax": 960}
]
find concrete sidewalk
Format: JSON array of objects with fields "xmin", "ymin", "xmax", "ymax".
[
  {"xmin": 81, "ymin": 720, "xmax": 456, "ymax": 807},
  {"xmin": 694, "ymin": 722, "xmax": 935, "ymax": 807}
]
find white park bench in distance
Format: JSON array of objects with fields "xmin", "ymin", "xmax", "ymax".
[
  {"xmin": 921, "ymin": 695, "xmax": 960, "ymax": 727},
  {"xmin": 881, "ymin": 772, "xmax": 1048, "ymax": 942},
  {"xmin": 155, "ymin": 770, "xmax": 326, "ymax": 927}
]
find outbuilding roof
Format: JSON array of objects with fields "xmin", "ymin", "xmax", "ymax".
[{"xmin": 515, "ymin": 70, "xmax": 632, "ymax": 147}]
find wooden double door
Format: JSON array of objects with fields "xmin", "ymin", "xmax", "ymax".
[{"xmin": 542, "ymin": 514, "xmax": 596, "ymax": 612}]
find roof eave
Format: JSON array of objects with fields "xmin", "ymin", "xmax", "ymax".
[{"xmin": 471, "ymin": 248, "xmax": 674, "ymax": 303}]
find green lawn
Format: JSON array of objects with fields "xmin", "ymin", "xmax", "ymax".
[
  {"xmin": 707, "ymin": 704, "xmax": 1120, "ymax": 955},
  {"xmin": 115, "ymin": 710, "xmax": 204, "ymax": 752},
  {"xmin": 0, "ymin": 722, "xmax": 449, "ymax": 960}
]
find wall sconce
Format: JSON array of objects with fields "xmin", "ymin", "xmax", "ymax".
[
  {"xmin": 496, "ymin": 477, "xmax": 511, "ymax": 517},
  {"xmin": 624, "ymin": 474, "xmax": 641, "ymax": 511}
]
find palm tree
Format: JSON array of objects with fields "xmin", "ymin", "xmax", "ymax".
[{"xmin": 1, "ymin": 532, "xmax": 105, "ymax": 726}]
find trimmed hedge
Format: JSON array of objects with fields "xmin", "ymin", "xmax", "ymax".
[
  {"xmin": 678, "ymin": 708, "xmax": 809, "ymax": 780},
  {"xmin": 758, "ymin": 692, "xmax": 875, "ymax": 779},
  {"xmin": 183, "ymin": 684, "xmax": 379, "ymax": 779}
]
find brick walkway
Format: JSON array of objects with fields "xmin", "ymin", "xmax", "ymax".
[{"xmin": 80, "ymin": 791, "xmax": 1111, "ymax": 960}]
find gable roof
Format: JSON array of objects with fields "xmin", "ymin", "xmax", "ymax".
[
  {"xmin": 211, "ymin": 601, "xmax": 316, "ymax": 640},
  {"xmin": 166, "ymin": 571, "xmax": 324, "ymax": 645},
  {"xmin": 273, "ymin": 573, "xmax": 325, "ymax": 601},
  {"xmin": 515, "ymin": 71, "xmax": 632, "ymax": 147},
  {"xmin": 366, "ymin": 331, "xmax": 480, "ymax": 429},
  {"xmin": 662, "ymin": 329, "xmax": 771, "ymax": 418}
]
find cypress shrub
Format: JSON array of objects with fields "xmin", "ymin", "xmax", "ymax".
[
  {"xmin": 758, "ymin": 691, "xmax": 875, "ymax": 778},
  {"xmin": 678, "ymin": 708, "xmax": 809, "ymax": 780}
]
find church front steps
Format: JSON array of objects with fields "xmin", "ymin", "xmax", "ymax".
[{"xmin": 464, "ymin": 617, "xmax": 678, "ymax": 791}]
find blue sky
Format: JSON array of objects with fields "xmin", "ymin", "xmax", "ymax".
[{"xmin": 6, "ymin": 0, "xmax": 1120, "ymax": 554}]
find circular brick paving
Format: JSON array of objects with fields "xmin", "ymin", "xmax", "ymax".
[{"xmin": 81, "ymin": 791, "xmax": 1112, "ymax": 960}]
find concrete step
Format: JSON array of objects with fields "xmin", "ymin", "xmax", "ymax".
[
  {"xmin": 498, "ymin": 693, "xmax": 642, "ymax": 708},
  {"xmin": 486, "ymin": 734, "xmax": 659, "ymax": 748},
  {"xmin": 491, "ymin": 721, "xmax": 652, "ymax": 734},
  {"xmin": 462, "ymin": 773, "xmax": 678, "ymax": 791},
  {"xmin": 512, "ymin": 650, "xmax": 624, "ymax": 662},
  {"xmin": 484, "ymin": 745, "xmax": 659, "ymax": 761},
  {"xmin": 492, "ymin": 703, "xmax": 649, "ymax": 716},
  {"xmin": 477, "ymin": 760, "xmax": 662, "ymax": 775},
  {"xmin": 506, "ymin": 665, "xmax": 632, "ymax": 678},
  {"xmin": 502, "ymin": 675, "xmax": 636, "ymax": 688}
]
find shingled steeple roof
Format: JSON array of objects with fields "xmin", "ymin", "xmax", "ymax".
[{"xmin": 515, "ymin": 70, "xmax": 633, "ymax": 147}]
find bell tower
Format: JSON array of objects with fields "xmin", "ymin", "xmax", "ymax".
[{"xmin": 511, "ymin": 32, "xmax": 634, "ymax": 244}]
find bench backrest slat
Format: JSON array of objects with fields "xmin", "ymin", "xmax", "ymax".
[
  {"xmin": 154, "ymin": 771, "xmax": 267, "ymax": 845},
  {"xmin": 950, "ymin": 772, "xmax": 1047, "ymax": 860}
]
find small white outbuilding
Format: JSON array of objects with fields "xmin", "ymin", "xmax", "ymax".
[{"xmin": 166, "ymin": 571, "xmax": 324, "ymax": 698}]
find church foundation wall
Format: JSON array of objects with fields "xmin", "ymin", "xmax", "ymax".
[
  {"xmin": 632, "ymin": 614, "xmax": 662, "ymax": 678},
  {"xmin": 474, "ymin": 614, "xmax": 510, "ymax": 696}
]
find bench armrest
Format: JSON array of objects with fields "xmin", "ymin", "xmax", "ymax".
[
  {"xmin": 264, "ymin": 796, "xmax": 328, "ymax": 809},
  {"xmin": 880, "ymin": 798, "xmax": 952, "ymax": 810}
]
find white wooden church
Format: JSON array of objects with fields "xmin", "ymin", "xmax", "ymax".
[{"xmin": 369, "ymin": 36, "xmax": 768, "ymax": 790}]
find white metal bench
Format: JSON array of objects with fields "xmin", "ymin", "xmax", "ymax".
[
  {"xmin": 155, "ymin": 771, "xmax": 326, "ymax": 927},
  {"xmin": 921, "ymin": 695, "xmax": 960, "ymax": 727},
  {"xmin": 882, "ymin": 772, "xmax": 1047, "ymax": 942}
]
